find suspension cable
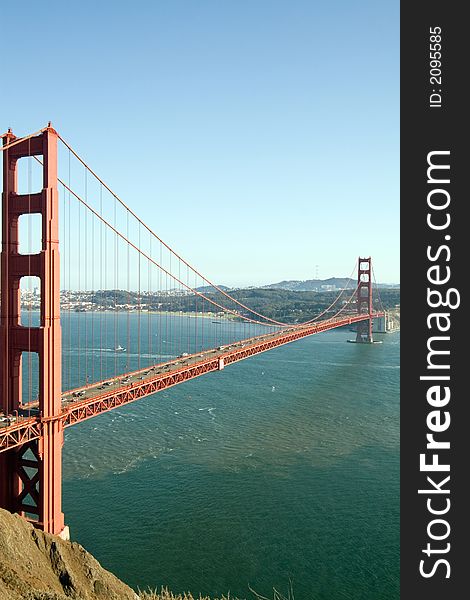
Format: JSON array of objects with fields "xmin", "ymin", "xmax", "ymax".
[
  {"xmin": 323, "ymin": 281, "xmax": 361, "ymax": 321},
  {"xmin": 56, "ymin": 134, "xmax": 353, "ymax": 328},
  {"xmin": 372, "ymin": 266, "xmax": 386, "ymax": 313},
  {"xmin": 35, "ymin": 157, "xmax": 287, "ymax": 328},
  {"xmin": 33, "ymin": 145, "xmax": 362, "ymax": 331},
  {"xmin": 5, "ymin": 128, "xmax": 361, "ymax": 331},
  {"xmin": 301, "ymin": 260, "xmax": 358, "ymax": 324}
]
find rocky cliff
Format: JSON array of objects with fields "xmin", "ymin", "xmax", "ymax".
[{"xmin": 0, "ymin": 508, "xmax": 138, "ymax": 600}]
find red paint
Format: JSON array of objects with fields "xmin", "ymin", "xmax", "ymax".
[
  {"xmin": 0, "ymin": 127, "xmax": 64, "ymax": 535},
  {"xmin": 0, "ymin": 129, "xmax": 384, "ymax": 536},
  {"xmin": 1, "ymin": 310, "xmax": 383, "ymax": 454},
  {"xmin": 356, "ymin": 257, "xmax": 374, "ymax": 342}
]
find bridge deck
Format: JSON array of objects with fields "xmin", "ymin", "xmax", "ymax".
[{"xmin": 0, "ymin": 312, "xmax": 383, "ymax": 453}]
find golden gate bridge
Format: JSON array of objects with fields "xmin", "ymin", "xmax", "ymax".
[{"xmin": 0, "ymin": 125, "xmax": 384, "ymax": 538}]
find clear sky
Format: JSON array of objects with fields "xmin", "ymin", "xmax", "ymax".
[{"xmin": 2, "ymin": 0, "xmax": 399, "ymax": 287}]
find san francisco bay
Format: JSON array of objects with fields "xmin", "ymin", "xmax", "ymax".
[{"xmin": 45, "ymin": 313, "xmax": 401, "ymax": 599}]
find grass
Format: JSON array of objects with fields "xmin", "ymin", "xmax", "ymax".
[
  {"xmin": 139, "ymin": 590, "xmax": 236, "ymax": 600},
  {"xmin": 138, "ymin": 582, "xmax": 295, "ymax": 600}
]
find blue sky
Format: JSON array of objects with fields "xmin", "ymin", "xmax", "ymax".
[{"xmin": 2, "ymin": 0, "xmax": 399, "ymax": 287}]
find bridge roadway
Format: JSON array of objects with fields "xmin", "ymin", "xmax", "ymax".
[{"xmin": 0, "ymin": 312, "xmax": 383, "ymax": 453}]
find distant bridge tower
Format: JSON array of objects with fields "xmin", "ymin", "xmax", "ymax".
[
  {"xmin": 355, "ymin": 257, "xmax": 373, "ymax": 343},
  {"xmin": 0, "ymin": 127, "xmax": 66, "ymax": 537}
]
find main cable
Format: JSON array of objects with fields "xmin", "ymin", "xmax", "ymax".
[{"xmin": 56, "ymin": 134, "xmax": 355, "ymax": 329}]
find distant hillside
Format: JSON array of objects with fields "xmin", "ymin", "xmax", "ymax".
[
  {"xmin": 81, "ymin": 286, "xmax": 400, "ymax": 324},
  {"xmin": 157, "ymin": 280, "xmax": 398, "ymax": 295},
  {"xmin": 261, "ymin": 278, "xmax": 399, "ymax": 292},
  {"xmin": 195, "ymin": 284, "xmax": 230, "ymax": 293}
]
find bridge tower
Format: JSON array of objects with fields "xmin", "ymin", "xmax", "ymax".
[
  {"xmin": 355, "ymin": 257, "xmax": 373, "ymax": 343},
  {"xmin": 0, "ymin": 127, "xmax": 66, "ymax": 536}
]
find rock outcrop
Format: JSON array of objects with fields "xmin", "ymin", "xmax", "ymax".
[{"xmin": 0, "ymin": 508, "xmax": 138, "ymax": 600}]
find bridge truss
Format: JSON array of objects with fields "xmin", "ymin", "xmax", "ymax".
[{"xmin": 1, "ymin": 126, "xmax": 384, "ymax": 535}]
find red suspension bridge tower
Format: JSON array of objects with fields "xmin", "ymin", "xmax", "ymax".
[
  {"xmin": 0, "ymin": 127, "xmax": 66, "ymax": 537},
  {"xmin": 355, "ymin": 256, "xmax": 374, "ymax": 343},
  {"xmin": 0, "ymin": 125, "xmax": 384, "ymax": 538}
]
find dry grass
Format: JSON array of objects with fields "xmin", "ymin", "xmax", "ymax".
[
  {"xmin": 138, "ymin": 589, "xmax": 237, "ymax": 600},
  {"xmin": 139, "ymin": 582, "xmax": 294, "ymax": 600},
  {"xmin": 248, "ymin": 580, "xmax": 295, "ymax": 600}
]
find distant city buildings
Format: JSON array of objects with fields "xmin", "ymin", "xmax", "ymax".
[{"xmin": 19, "ymin": 289, "xmax": 228, "ymax": 315}]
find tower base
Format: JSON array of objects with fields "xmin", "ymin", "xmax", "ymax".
[
  {"xmin": 58, "ymin": 525, "xmax": 70, "ymax": 541},
  {"xmin": 347, "ymin": 339, "xmax": 383, "ymax": 344}
]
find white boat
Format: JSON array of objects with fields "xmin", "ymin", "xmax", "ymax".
[{"xmin": 115, "ymin": 345, "xmax": 126, "ymax": 352}]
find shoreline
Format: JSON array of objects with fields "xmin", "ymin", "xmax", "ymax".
[{"xmin": 20, "ymin": 308, "xmax": 246, "ymax": 322}]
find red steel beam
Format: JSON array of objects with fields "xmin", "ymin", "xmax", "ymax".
[
  {"xmin": 0, "ymin": 311, "xmax": 383, "ymax": 451},
  {"xmin": 63, "ymin": 314, "xmax": 377, "ymax": 425},
  {"xmin": 0, "ymin": 419, "xmax": 43, "ymax": 452},
  {"xmin": 1, "ymin": 127, "xmax": 64, "ymax": 535}
]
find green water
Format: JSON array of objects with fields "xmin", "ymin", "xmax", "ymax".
[{"xmin": 59, "ymin": 315, "xmax": 399, "ymax": 599}]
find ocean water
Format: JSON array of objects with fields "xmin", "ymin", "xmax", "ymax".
[{"xmin": 56, "ymin": 314, "xmax": 399, "ymax": 599}]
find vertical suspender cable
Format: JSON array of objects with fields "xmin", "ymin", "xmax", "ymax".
[
  {"xmin": 138, "ymin": 221, "xmax": 141, "ymax": 371},
  {"xmin": 62, "ymin": 150, "xmax": 67, "ymax": 397},
  {"xmin": 127, "ymin": 211, "xmax": 130, "ymax": 372},
  {"xmin": 68, "ymin": 150, "xmax": 72, "ymax": 391},
  {"xmin": 100, "ymin": 184, "xmax": 103, "ymax": 383},
  {"xmin": 91, "ymin": 200, "xmax": 95, "ymax": 384},
  {"xmin": 104, "ymin": 212, "xmax": 108, "ymax": 380},
  {"xmin": 77, "ymin": 174, "xmax": 81, "ymax": 386},
  {"xmin": 148, "ymin": 232, "xmax": 152, "ymax": 367},
  {"xmin": 178, "ymin": 260, "xmax": 182, "ymax": 355},
  {"xmin": 114, "ymin": 196, "xmax": 117, "ymax": 380},
  {"xmin": 168, "ymin": 253, "xmax": 171, "ymax": 356},
  {"xmin": 84, "ymin": 169, "xmax": 88, "ymax": 385},
  {"xmin": 159, "ymin": 242, "xmax": 163, "ymax": 363}
]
